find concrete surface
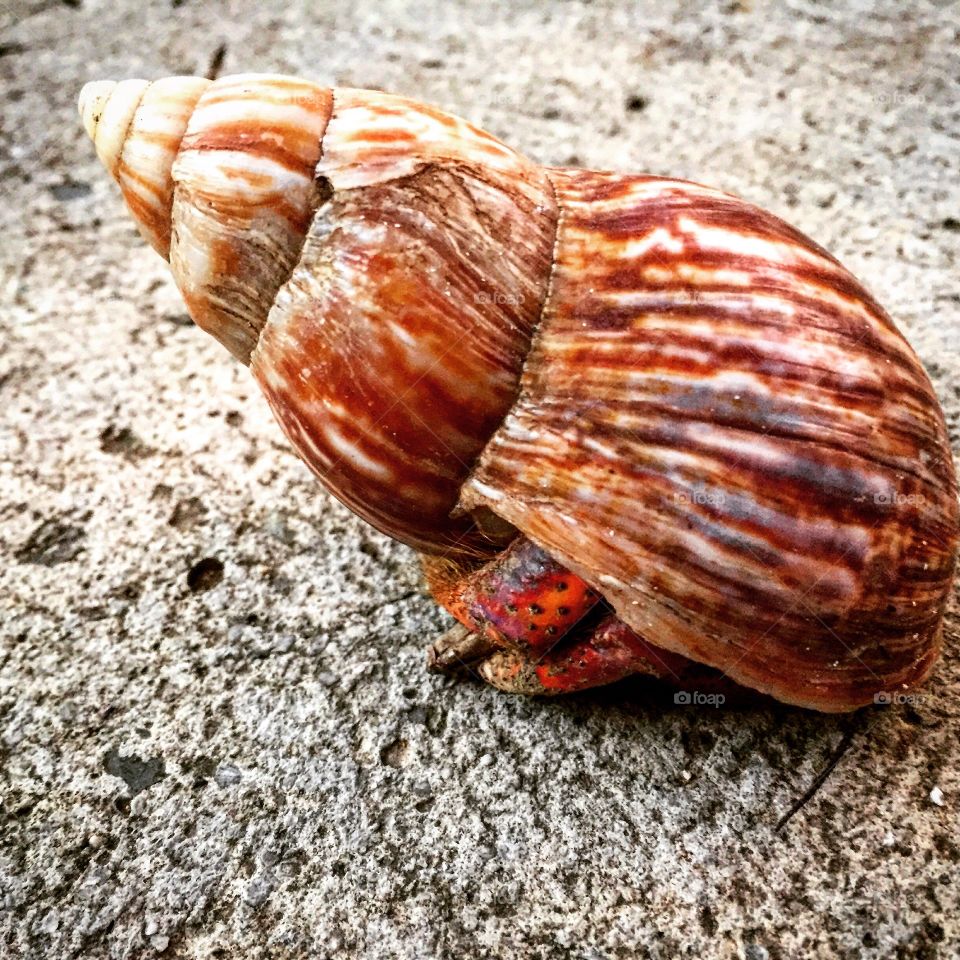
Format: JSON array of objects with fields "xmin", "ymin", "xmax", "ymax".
[{"xmin": 1, "ymin": 1, "xmax": 959, "ymax": 957}]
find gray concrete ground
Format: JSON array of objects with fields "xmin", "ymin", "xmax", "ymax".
[{"xmin": 1, "ymin": 1, "xmax": 959, "ymax": 957}]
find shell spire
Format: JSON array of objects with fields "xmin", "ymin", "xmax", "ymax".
[
  {"xmin": 78, "ymin": 74, "xmax": 334, "ymax": 362},
  {"xmin": 78, "ymin": 76, "xmax": 210, "ymax": 260}
]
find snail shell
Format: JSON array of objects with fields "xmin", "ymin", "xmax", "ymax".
[{"xmin": 80, "ymin": 74, "xmax": 959, "ymax": 711}]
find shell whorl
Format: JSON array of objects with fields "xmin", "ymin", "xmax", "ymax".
[
  {"xmin": 461, "ymin": 169, "xmax": 960, "ymax": 711},
  {"xmin": 79, "ymin": 76, "xmax": 210, "ymax": 258},
  {"xmin": 79, "ymin": 77, "xmax": 557, "ymax": 553},
  {"xmin": 79, "ymin": 74, "xmax": 332, "ymax": 361},
  {"xmin": 250, "ymin": 89, "xmax": 559, "ymax": 554}
]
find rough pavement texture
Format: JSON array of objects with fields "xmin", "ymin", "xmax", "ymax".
[{"xmin": 2, "ymin": 1, "xmax": 959, "ymax": 958}]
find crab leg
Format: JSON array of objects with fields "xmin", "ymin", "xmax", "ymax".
[
  {"xmin": 424, "ymin": 537, "xmax": 601, "ymax": 654},
  {"xmin": 477, "ymin": 613, "xmax": 694, "ymax": 694}
]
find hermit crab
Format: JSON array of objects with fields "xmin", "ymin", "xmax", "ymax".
[{"xmin": 79, "ymin": 73, "xmax": 959, "ymax": 712}]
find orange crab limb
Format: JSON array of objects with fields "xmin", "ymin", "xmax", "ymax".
[
  {"xmin": 425, "ymin": 537, "xmax": 600, "ymax": 654},
  {"xmin": 479, "ymin": 613, "xmax": 745, "ymax": 697}
]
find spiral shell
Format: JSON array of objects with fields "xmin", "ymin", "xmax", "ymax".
[
  {"xmin": 80, "ymin": 76, "xmax": 210, "ymax": 257},
  {"xmin": 79, "ymin": 74, "xmax": 959, "ymax": 710},
  {"xmin": 461, "ymin": 169, "xmax": 958, "ymax": 710}
]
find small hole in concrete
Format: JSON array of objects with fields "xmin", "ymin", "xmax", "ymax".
[
  {"xmin": 380, "ymin": 738, "xmax": 410, "ymax": 768},
  {"xmin": 187, "ymin": 557, "xmax": 224, "ymax": 593}
]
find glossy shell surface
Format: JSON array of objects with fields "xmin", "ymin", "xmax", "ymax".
[
  {"xmin": 250, "ymin": 89, "xmax": 557, "ymax": 554},
  {"xmin": 462, "ymin": 169, "xmax": 958, "ymax": 710},
  {"xmin": 79, "ymin": 75, "xmax": 959, "ymax": 710}
]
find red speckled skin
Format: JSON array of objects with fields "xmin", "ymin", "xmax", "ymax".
[
  {"xmin": 430, "ymin": 537, "xmax": 600, "ymax": 652},
  {"xmin": 523, "ymin": 615, "xmax": 753, "ymax": 697},
  {"xmin": 425, "ymin": 537, "xmax": 753, "ymax": 696},
  {"xmin": 532, "ymin": 615, "xmax": 696, "ymax": 692}
]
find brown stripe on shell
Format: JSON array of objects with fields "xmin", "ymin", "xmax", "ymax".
[
  {"xmin": 113, "ymin": 76, "xmax": 211, "ymax": 258},
  {"xmin": 461, "ymin": 169, "xmax": 958, "ymax": 711},
  {"xmin": 169, "ymin": 76, "xmax": 333, "ymax": 362},
  {"xmin": 251, "ymin": 90, "xmax": 558, "ymax": 556},
  {"xmin": 319, "ymin": 89, "xmax": 538, "ymax": 191},
  {"xmin": 178, "ymin": 124, "xmax": 328, "ymax": 174}
]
